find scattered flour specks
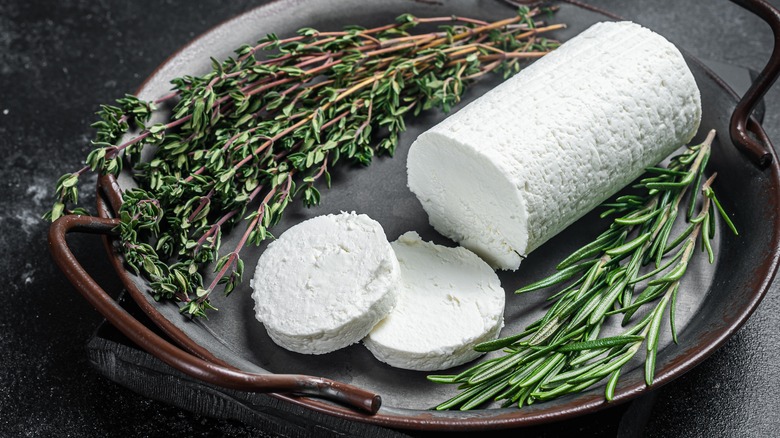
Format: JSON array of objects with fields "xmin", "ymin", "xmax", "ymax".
[
  {"xmin": 15, "ymin": 210, "xmax": 41, "ymax": 236},
  {"xmin": 26, "ymin": 183, "xmax": 49, "ymax": 206}
]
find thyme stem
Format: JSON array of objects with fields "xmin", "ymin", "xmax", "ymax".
[{"xmin": 47, "ymin": 9, "xmax": 562, "ymax": 317}]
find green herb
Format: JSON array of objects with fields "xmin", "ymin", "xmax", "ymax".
[
  {"xmin": 46, "ymin": 9, "xmax": 562, "ymax": 317},
  {"xmin": 429, "ymin": 130, "xmax": 738, "ymax": 409}
]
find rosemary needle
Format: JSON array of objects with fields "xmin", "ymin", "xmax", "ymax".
[
  {"xmin": 46, "ymin": 9, "xmax": 561, "ymax": 317},
  {"xmin": 429, "ymin": 130, "xmax": 739, "ymax": 410}
]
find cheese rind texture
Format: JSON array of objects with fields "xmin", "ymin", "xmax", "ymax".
[
  {"xmin": 251, "ymin": 212, "xmax": 400, "ymax": 355},
  {"xmin": 363, "ymin": 232, "xmax": 505, "ymax": 371},
  {"xmin": 407, "ymin": 21, "xmax": 702, "ymax": 270}
]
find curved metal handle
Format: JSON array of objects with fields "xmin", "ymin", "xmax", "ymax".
[
  {"xmin": 48, "ymin": 214, "xmax": 381, "ymax": 415},
  {"xmin": 729, "ymin": 0, "xmax": 780, "ymax": 168}
]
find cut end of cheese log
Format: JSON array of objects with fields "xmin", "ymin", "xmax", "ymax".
[
  {"xmin": 363, "ymin": 232, "xmax": 505, "ymax": 371},
  {"xmin": 251, "ymin": 212, "xmax": 400, "ymax": 355},
  {"xmin": 407, "ymin": 21, "xmax": 702, "ymax": 270}
]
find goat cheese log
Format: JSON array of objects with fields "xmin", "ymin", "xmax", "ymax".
[
  {"xmin": 250, "ymin": 212, "xmax": 400, "ymax": 354},
  {"xmin": 364, "ymin": 232, "xmax": 505, "ymax": 371},
  {"xmin": 407, "ymin": 21, "xmax": 702, "ymax": 270}
]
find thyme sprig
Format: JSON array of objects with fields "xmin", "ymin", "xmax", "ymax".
[
  {"xmin": 429, "ymin": 130, "xmax": 738, "ymax": 410},
  {"xmin": 46, "ymin": 9, "xmax": 562, "ymax": 317}
]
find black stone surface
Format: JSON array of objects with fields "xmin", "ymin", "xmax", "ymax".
[{"xmin": 1, "ymin": 0, "xmax": 779, "ymax": 436}]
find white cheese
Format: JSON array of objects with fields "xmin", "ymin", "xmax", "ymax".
[
  {"xmin": 363, "ymin": 232, "xmax": 505, "ymax": 371},
  {"xmin": 407, "ymin": 21, "xmax": 702, "ymax": 270},
  {"xmin": 250, "ymin": 212, "xmax": 400, "ymax": 355}
]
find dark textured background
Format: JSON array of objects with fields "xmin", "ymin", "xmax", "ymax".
[{"xmin": 1, "ymin": 0, "xmax": 779, "ymax": 436}]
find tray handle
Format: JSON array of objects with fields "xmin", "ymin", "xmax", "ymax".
[
  {"xmin": 47, "ymin": 214, "xmax": 381, "ymax": 415},
  {"xmin": 730, "ymin": 0, "xmax": 780, "ymax": 168}
]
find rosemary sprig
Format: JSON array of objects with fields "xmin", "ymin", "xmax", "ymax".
[
  {"xmin": 46, "ymin": 9, "xmax": 562, "ymax": 317},
  {"xmin": 429, "ymin": 130, "xmax": 739, "ymax": 410}
]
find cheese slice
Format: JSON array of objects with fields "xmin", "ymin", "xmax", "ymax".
[
  {"xmin": 251, "ymin": 212, "xmax": 400, "ymax": 355},
  {"xmin": 363, "ymin": 232, "xmax": 505, "ymax": 371},
  {"xmin": 407, "ymin": 21, "xmax": 702, "ymax": 270}
]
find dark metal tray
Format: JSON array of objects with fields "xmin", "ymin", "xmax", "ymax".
[{"xmin": 49, "ymin": 0, "xmax": 780, "ymax": 431}]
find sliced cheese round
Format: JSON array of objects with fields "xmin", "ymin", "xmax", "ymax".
[
  {"xmin": 407, "ymin": 21, "xmax": 702, "ymax": 270},
  {"xmin": 251, "ymin": 212, "xmax": 400, "ymax": 355},
  {"xmin": 363, "ymin": 232, "xmax": 505, "ymax": 371}
]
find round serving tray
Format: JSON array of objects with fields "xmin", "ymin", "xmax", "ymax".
[{"xmin": 50, "ymin": 0, "xmax": 780, "ymax": 431}]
